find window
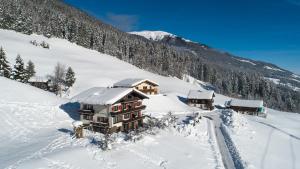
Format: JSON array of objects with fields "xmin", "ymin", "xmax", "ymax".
[
  {"xmin": 112, "ymin": 105, "xmax": 119, "ymax": 112},
  {"xmin": 83, "ymin": 104, "xmax": 93, "ymax": 110},
  {"xmin": 123, "ymin": 114, "xmax": 130, "ymax": 120},
  {"xmin": 83, "ymin": 115, "xmax": 93, "ymax": 120},
  {"xmin": 132, "ymin": 112, "xmax": 138, "ymax": 119},
  {"xmin": 143, "ymin": 86, "xmax": 147, "ymax": 90},
  {"xmin": 97, "ymin": 117, "xmax": 108, "ymax": 123},
  {"xmin": 113, "ymin": 116, "xmax": 120, "ymax": 124}
]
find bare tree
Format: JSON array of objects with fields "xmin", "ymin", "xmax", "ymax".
[{"xmin": 49, "ymin": 62, "xmax": 66, "ymax": 96}]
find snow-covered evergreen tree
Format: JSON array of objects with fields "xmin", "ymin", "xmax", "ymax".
[
  {"xmin": 65, "ymin": 66, "xmax": 76, "ymax": 88},
  {"xmin": 25, "ymin": 60, "xmax": 35, "ymax": 82},
  {"xmin": 12, "ymin": 54, "xmax": 26, "ymax": 82},
  {"xmin": 0, "ymin": 47, "xmax": 11, "ymax": 78}
]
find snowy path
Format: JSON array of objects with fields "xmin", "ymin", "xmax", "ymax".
[{"xmin": 203, "ymin": 111, "xmax": 240, "ymax": 169}]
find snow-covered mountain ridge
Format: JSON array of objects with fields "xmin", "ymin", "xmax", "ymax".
[{"xmin": 129, "ymin": 30, "xmax": 193, "ymax": 42}]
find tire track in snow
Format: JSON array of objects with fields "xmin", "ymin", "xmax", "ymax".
[{"xmin": 206, "ymin": 118, "xmax": 226, "ymax": 169}]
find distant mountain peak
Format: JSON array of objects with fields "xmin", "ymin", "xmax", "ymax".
[{"xmin": 129, "ymin": 30, "xmax": 193, "ymax": 42}]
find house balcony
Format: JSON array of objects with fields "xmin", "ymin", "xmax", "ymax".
[
  {"xmin": 110, "ymin": 105, "xmax": 146, "ymax": 115},
  {"xmin": 79, "ymin": 109, "xmax": 95, "ymax": 115},
  {"xmin": 91, "ymin": 121, "xmax": 109, "ymax": 128},
  {"xmin": 122, "ymin": 115, "xmax": 145, "ymax": 123},
  {"xmin": 139, "ymin": 88, "xmax": 158, "ymax": 94}
]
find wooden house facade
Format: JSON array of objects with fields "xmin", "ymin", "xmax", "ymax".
[
  {"xmin": 113, "ymin": 78, "xmax": 159, "ymax": 95},
  {"xmin": 72, "ymin": 87, "xmax": 149, "ymax": 134},
  {"xmin": 28, "ymin": 76, "xmax": 51, "ymax": 91},
  {"xmin": 187, "ymin": 90, "xmax": 215, "ymax": 110},
  {"xmin": 226, "ymin": 99, "xmax": 267, "ymax": 117}
]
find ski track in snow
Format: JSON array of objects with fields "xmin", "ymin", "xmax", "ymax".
[
  {"xmin": 5, "ymin": 133, "xmax": 75, "ymax": 169},
  {"xmin": 43, "ymin": 157, "xmax": 83, "ymax": 169}
]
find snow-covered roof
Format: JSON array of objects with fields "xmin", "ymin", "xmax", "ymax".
[
  {"xmin": 113, "ymin": 78, "xmax": 159, "ymax": 87},
  {"xmin": 28, "ymin": 76, "xmax": 49, "ymax": 83},
  {"xmin": 187, "ymin": 90, "xmax": 215, "ymax": 100},
  {"xmin": 72, "ymin": 87, "xmax": 148, "ymax": 105},
  {"xmin": 72, "ymin": 121, "xmax": 83, "ymax": 127},
  {"xmin": 228, "ymin": 99, "xmax": 263, "ymax": 108}
]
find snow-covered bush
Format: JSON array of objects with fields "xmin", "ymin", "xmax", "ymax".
[
  {"xmin": 40, "ymin": 41, "xmax": 50, "ymax": 49},
  {"xmin": 29, "ymin": 40, "xmax": 38, "ymax": 46},
  {"xmin": 221, "ymin": 109, "xmax": 249, "ymax": 134}
]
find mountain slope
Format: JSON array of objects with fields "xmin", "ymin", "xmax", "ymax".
[
  {"xmin": 132, "ymin": 30, "xmax": 300, "ymax": 90},
  {"xmin": 0, "ymin": 31, "xmax": 224, "ymax": 169},
  {"xmin": 0, "ymin": 0, "xmax": 299, "ymax": 112}
]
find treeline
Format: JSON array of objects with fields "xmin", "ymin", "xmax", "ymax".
[
  {"xmin": 189, "ymin": 63, "xmax": 300, "ymax": 112},
  {"xmin": 0, "ymin": 47, "xmax": 36, "ymax": 82},
  {"xmin": 0, "ymin": 46, "xmax": 76, "ymax": 96},
  {"xmin": 0, "ymin": 0, "xmax": 299, "ymax": 112}
]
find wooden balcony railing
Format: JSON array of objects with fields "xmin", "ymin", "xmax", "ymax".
[
  {"xmin": 79, "ymin": 109, "xmax": 95, "ymax": 114},
  {"xmin": 91, "ymin": 121, "xmax": 109, "ymax": 127},
  {"xmin": 110, "ymin": 105, "xmax": 146, "ymax": 115},
  {"xmin": 122, "ymin": 115, "xmax": 145, "ymax": 123},
  {"xmin": 139, "ymin": 88, "xmax": 158, "ymax": 94}
]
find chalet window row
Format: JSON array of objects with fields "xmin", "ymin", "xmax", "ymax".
[
  {"xmin": 83, "ymin": 114, "xmax": 93, "ymax": 120},
  {"xmin": 112, "ymin": 111, "xmax": 142, "ymax": 124},
  {"xmin": 190, "ymin": 100, "xmax": 209, "ymax": 104},
  {"xmin": 111, "ymin": 102, "xmax": 142, "ymax": 112},
  {"xmin": 83, "ymin": 104, "xmax": 93, "ymax": 110},
  {"xmin": 97, "ymin": 117, "xmax": 108, "ymax": 123}
]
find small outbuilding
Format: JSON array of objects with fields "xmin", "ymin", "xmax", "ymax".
[
  {"xmin": 226, "ymin": 99, "xmax": 267, "ymax": 117},
  {"xmin": 187, "ymin": 90, "xmax": 215, "ymax": 110},
  {"xmin": 28, "ymin": 76, "xmax": 51, "ymax": 91},
  {"xmin": 113, "ymin": 78, "xmax": 159, "ymax": 95}
]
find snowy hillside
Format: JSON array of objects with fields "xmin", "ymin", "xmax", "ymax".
[
  {"xmin": 222, "ymin": 109, "xmax": 300, "ymax": 169},
  {"xmin": 0, "ymin": 29, "xmax": 223, "ymax": 169},
  {"xmin": 0, "ymin": 77, "xmax": 223, "ymax": 169},
  {"xmin": 0, "ymin": 29, "xmax": 199, "ymax": 97},
  {"xmin": 0, "ymin": 77, "xmax": 74, "ymax": 169},
  {"xmin": 1, "ymin": 29, "xmax": 300, "ymax": 169}
]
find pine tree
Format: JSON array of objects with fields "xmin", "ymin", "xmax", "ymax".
[
  {"xmin": 0, "ymin": 47, "xmax": 11, "ymax": 78},
  {"xmin": 13, "ymin": 54, "xmax": 26, "ymax": 82},
  {"xmin": 65, "ymin": 66, "xmax": 76, "ymax": 88},
  {"xmin": 25, "ymin": 60, "xmax": 35, "ymax": 82}
]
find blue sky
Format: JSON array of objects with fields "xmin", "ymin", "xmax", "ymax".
[{"xmin": 64, "ymin": 0, "xmax": 300, "ymax": 74}]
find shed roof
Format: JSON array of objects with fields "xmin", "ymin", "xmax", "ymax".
[
  {"xmin": 228, "ymin": 99, "xmax": 263, "ymax": 108},
  {"xmin": 28, "ymin": 76, "xmax": 49, "ymax": 83},
  {"xmin": 187, "ymin": 90, "xmax": 215, "ymax": 100},
  {"xmin": 72, "ymin": 87, "xmax": 148, "ymax": 105},
  {"xmin": 113, "ymin": 78, "xmax": 159, "ymax": 87}
]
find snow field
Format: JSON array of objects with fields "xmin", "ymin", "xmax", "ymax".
[{"xmin": 222, "ymin": 109, "xmax": 300, "ymax": 169}]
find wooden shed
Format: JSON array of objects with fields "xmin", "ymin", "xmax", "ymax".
[{"xmin": 187, "ymin": 90, "xmax": 215, "ymax": 110}]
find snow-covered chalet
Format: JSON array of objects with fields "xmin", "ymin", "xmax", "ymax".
[
  {"xmin": 113, "ymin": 78, "xmax": 159, "ymax": 95},
  {"xmin": 72, "ymin": 87, "xmax": 149, "ymax": 133},
  {"xmin": 226, "ymin": 99, "xmax": 267, "ymax": 117},
  {"xmin": 187, "ymin": 90, "xmax": 215, "ymax": 110}
]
